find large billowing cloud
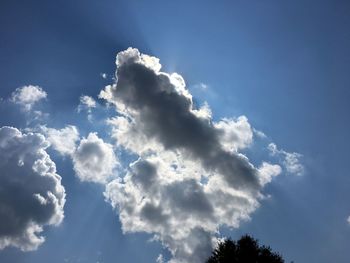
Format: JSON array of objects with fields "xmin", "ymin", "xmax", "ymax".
[
  {"xmin": 100, "ymin": 48, "xmax": 261, "ymax": 193},
  {"xmin": 0, "ymin": 126, "xmax": 65, "ymax": 251},
  {"xmin": 100, "ymin": 48, "xmax": 283, "ymax": 262}
]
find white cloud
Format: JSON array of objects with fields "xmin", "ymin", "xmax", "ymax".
[
  {"xmin": 268, "ymin": 143, "xmax": 304, "ymax": 176},
  {"xmin": 41, "ymin": 125, "xmax": 80, "ymax": 156},
  {"xmin": 79, "ymin": 95, "xmax": 96, "ymax": 110},
  {"xmin": 72, "ymin": 133, "xmax": 118, "ymax": 184},
  {"xmin": 214, "ymin": 116, "xmax": 253, "ymax": 152},
  {"xmin": 101, "ymin": 48, "xmax": 283, "ymax": 262},
  {"xmin": 41, "ymin": 125, "xmax": 118, "ymax": 184},
  {"xmin": 258, "ymin": 162, "xmax": 282, "ymax": 186},
  {"xmin": 0, "ymin": 126, "xmax": 65, "ymax": 251},
  {"xmin": 10, "ymin": 85, "xmax": 47, "ymax": 111},
  {"xmin": 347, "ymin": 216, "xmax": 350, "ymax": 225}
]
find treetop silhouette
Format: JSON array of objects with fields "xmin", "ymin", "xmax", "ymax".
[{"xmin": 206, "ymin": 235, "xmax": 285, "ymax": 263}]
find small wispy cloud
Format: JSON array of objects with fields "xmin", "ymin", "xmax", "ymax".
[
  {"xmin": 253, "ymin": 128, "xmax": 267, "ymax": 139},
  {"xmin": 268, "ymin": 143, "xmax": 304, "ymax": 176},
  {"xmin": 77, "ymin": 95, "xmax": 97, "ymax": 121}
]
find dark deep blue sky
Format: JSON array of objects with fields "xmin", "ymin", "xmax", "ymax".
[{"xmin": 0, "ymin": 0, "xmax": 350, "ymax": 262}]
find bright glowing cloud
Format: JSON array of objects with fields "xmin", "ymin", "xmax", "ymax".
[{"xmin": 72, "ymin": 132, "xmax": 118, "ymax": 184}]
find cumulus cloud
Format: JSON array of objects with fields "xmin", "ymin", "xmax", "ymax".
[
  {"xmin": 0, "ymin": 126, "xmax": 65, "ymax": 251},
  {"xmin": 10, "ymin": 85, "xmax": 47, "ymax": 111},
  {"xmin": 42, "ymin": 124, "xmax": 118, "ymax": 184},
  {"xmin": 41, "ymin": 125, "xmax": 80, "ymax": 156},
  {"xmin": 72, "ymin": 133, "xmax": 118, "ymax": 184},
  {"xmin": 101, "ymin": 48, "xmax": 283, "ymax": 262},
  {"xmin": 40, "ymin": 123, "xmax": 117, "ymax": 184},
  {"xmin": 268, "ymin": 143, "xmax": 304, "ymax": 176}
]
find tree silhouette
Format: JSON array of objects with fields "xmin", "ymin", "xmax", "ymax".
[{"xmin": 206, "ymin": 235, "xmax": 285, "ymax": 263}]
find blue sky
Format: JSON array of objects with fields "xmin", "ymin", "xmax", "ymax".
[{"xmin": 0, "ymin": 0, "xmax": 349, "ymax": 262}]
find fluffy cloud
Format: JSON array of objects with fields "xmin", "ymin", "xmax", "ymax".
[
  {"xmin": 0, "ymin": 126, "xmax": 65, "ymax": 251},
  {"xmin": 72, "ymin": 133, "xmax": 118, "ymax": 184},
  {"xmin": 101, "ymin": 48, "xmax": 282, "ymax": 262},
  {"xmin": 41, "ymin": 125, "xmax": 80, "ymax": 156},
  {"xmin": 268, "ymin": 143, "xmax": 304, "ymax": 176},
  {"xmin": 41, "ymin": 124, "xmax": 117, "ymax": 184},
  {"xmin": 10, "ymin": 85, "xmax": 47, "ymax": 111},
  {"xmin": 214, "ymin": 116, "xmax": 253, "ymax": 152},
  {"xmin": 258, "ymin": 162, "xmax": 282, "ymax": 186}
]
